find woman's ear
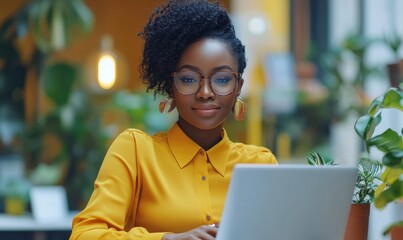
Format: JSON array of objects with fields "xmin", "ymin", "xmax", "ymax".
[
  {"xmin": 236, "ymin": 78, "xmax": 244, "ymax": 97},
  {"xmin": 167, "ymin": 86, "xmax": 175, "ymax": 99}
]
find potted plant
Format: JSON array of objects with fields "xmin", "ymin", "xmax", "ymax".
[
  {"xmin": 307, "ymin": 151, "xmax": 381, "ymax": 240},
  {"xmin": 383, "ymin": 32, "xmax": 402, "ymax": 88},
  {"xmin": 354, "ymin": 87, "xmax": 403, "ymax": 239},
  {"xmin": 0, "ymin": 177, "xmax": 31, "ymax": 215},
  {"xmin": 320, "ymin": 34, "xmax": 382, "ymax": 166}
]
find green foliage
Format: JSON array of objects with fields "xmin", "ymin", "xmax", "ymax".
[
  {"xmin": 307, "ymin": 151, "xmax": 337, "ymax": 166},
  {"xmin": 320, "ymin": 34, "xmax": 385, "ymax": 122},
  {"xmin": 42, "ymin": 62, "xmax": 79, "ymax": 106},
  {"xmin": 0, "ymin": 178, "xmax": 31, "ymax": 202},
  {"xmin": 383, "ymin": 220, "xmax": 403, "ymax": 236},
  {"xmin": 29, "ymin": 0, "xmax": 93, "ymax": 53},
  {"xmin": 0, "ymin": 0, "xmax": 95, "ymax": 209},
  {"xmin": 354, "ymin": 87, "xmax": 403, "ymax": 235},
  {"xmin": 383, "ymin": 32, "xmax": 402, "ymax": 60},
  {"xmin": 307, "ymin": 151, "xmax": 380, "ymax": 204},
  {"xmin": 353, "ymin": 157, "xmax": 381, "ymax": 203}
]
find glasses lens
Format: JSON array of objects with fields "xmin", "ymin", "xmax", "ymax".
[
  {"xmin": 210, "ymin": 72, "xmax": 236, "ymax": 95},
  {"xmin": 173, "ymin": 71, "xmax": 201, "ymax": 94}
]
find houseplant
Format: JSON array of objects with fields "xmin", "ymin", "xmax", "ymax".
[
  {"xmin": 0, "ymin": 178, "xmax": 31, "ymax": 215},
  {"xmin": 383, "ymin": 32, "xmax": 402, "ymax": 88},
  {"xmin": 307, "ymin": 151, "xmax": 381, "ymax": 240},
  {"xmin": 354, "ymin": 87, "xmax": 403, "ymax": 239},
  {"xmin": 320, "ymin": 33, "xmax": 382, "ymax": 166}
]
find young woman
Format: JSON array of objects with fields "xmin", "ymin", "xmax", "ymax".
[{"xmin": 70, "ymin": 1, "xmax": 277, "ymax": 239}]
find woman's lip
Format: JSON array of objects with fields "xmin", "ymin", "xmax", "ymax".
[
  {"xmin": 192, "ymin": 104, "xmax": 220, "ymax": 110},
  {"xmin": 193, "ymin": 108, "xmax": 219, "ymax": 117},
  {"xmin": 192, "ymin": 105, "xmax": 220, "ymax": 117}
]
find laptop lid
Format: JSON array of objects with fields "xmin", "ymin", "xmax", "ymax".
[{"xmin": 216, "ymin": 164, "xmax": 357, "ymax": 240}]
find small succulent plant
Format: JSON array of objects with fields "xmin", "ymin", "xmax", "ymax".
[{"xmin": 307, "ymin": 151, "xmax": 380, "ymax": 204}]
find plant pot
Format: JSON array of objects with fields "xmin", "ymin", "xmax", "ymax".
[
  {"xmin": 4, "ymin": 197, "xmax": 26, "ymax": 215},
  {"xmin": 343, "ymin": 203, "xmax": 370, "ymax": 240},
  {"xmin": 386, "ymin": 60, "xmax": 403, "ymax": 88},
  {"xmin": 391, "ymin": 226, "xmax": 403, "ymax": 240}
]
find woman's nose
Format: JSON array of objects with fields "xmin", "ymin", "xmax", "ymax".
[{"xmin": 196, "ymin": 77, "xmax": 215, "ymax": 99}]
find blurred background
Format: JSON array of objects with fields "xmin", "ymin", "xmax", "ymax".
[{"xmin": 0, "ymin": 0, "xmax": 402, "ymax": 239}]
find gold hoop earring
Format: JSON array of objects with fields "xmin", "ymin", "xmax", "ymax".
[
  {"xmin": 234, "ymin": 97, "xmax": 247, "ymax": 121},
  {"xmin": 159, "ymin": 98, "xmax": 176, "ymax": 114}
]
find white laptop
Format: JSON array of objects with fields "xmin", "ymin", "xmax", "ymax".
[{"xmin": 216, "ymin": 164, "xmax": 357, "ymax": 240}]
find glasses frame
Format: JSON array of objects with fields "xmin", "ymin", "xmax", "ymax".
[{"xmin": 171, "ymin": 71, "xmax": 242, "ymax": 96}]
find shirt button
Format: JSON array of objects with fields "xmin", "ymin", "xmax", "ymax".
[
  {"xmin": 200, "ymin": 151, "xmax": 205, "ymax": 156},
  {"xmin": 201, "ymin": 176, "xmax": 206, "ymax": 181},
  {"xmin": 206, "ymin": 215, "xmax": 211, "ymax": 221}
]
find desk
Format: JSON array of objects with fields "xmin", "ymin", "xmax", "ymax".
[{"xmin": 0, "ymin": 211, "xmax": 78, "ymax": 240}]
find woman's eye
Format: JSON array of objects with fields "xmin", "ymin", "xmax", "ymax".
[
  {"xmin": 180, "ymin": 76, "xmax": 198, "ymax": 84},
  {"xmin": 214, "ymin": 76, "xmax": 232, "ymax": 84}
]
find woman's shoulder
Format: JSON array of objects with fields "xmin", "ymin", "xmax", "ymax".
[
  {"xmin": 230, "ymin": 141, "xmax": 270, "ymax": 152},
  {"xmin": 230, "ymin": 142, "xmax": 277, "ymax": 164},
  {"xmin": 118, "ymin": 128, "xmax": 168, "ymax": 142}
]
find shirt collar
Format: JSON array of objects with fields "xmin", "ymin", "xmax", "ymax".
[
  {"xmin": 206, "ymin": 129, "xmax": 230, "ymax": 176},
  {"xmin": 167, "ymin": 123, "xmax": 231, "ymax": 176}
]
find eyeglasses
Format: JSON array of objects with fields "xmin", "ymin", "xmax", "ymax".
[{"xmin": 172, "ymin": 71, "xmax": 241, "ymax": 95}]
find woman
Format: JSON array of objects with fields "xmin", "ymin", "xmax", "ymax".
[{"xmin": 70, "ymin": 1, "xmax": 277, "ymax": 239}]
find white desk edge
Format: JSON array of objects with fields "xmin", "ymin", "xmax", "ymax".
[{"xmin": 0, "ymin": 211, "xmax": 78, "ymax": 231}]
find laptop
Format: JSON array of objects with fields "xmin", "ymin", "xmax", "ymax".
[{"xmin": 216, "ymin": 164, "xmax": 357, "ymax": 240}]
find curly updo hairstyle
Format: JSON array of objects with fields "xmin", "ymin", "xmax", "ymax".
[{"xmin": 139, "ymin": 0, "xmax": 246, "ymax": 97}]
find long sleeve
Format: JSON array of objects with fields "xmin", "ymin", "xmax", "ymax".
[
  {"xmin": 70, "ymin": 125, "xmax": 277, "ymax": 239},
  {"xmin": 69, "ymin": 130, "xmax": 169, "ymax": 240}
]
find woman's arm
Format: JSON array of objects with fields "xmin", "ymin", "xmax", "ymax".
[{"xmin": 70, "ymin": 130, "xmax": 169, "ymax": 240}]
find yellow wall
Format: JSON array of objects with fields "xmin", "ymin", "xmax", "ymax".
[{"xmin": 232, "ymin": 0, "xmax": 290, "ymax": 146}]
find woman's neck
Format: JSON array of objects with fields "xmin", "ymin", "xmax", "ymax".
[{"xmin": 177, "ymin": 120, "xmax": 223, "ymax": 151}]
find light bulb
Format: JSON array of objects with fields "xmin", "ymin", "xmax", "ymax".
[{"xmin": 97, "ymin": 53, "xmax": 116, "ymax": 90}]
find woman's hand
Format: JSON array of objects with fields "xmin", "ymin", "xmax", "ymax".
[{"xmin": 162, "ymin": 224, "xmax": 218, "ymax": 240}]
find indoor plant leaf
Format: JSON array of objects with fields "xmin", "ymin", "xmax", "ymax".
[
  {"xmin": 29, "ymin": 0, "xmax": 52, "ymax": 53},
  {"xmin": 42, "ymin": 62, "xmax": 78, "ymax": 106},
  {"xmin": 383, "ymin": 220, "xmax": 403, "ymax": 236},
  {"xmin": 354, "ymin": 114, "xmax": 381, "ymax": 141},
  {"xmin": 380, "ymin": 167, "xmax": 403, "ymax": 185},
  {"xmin": 367, "ymin": 95, "xmax": 383, "ymax": 116},
  {"xmin": 374, "ymin": 178, "xmax": 403, "ymax": 209},
  {"xmin": 382, "ymin": 88, "xmax": 403, "ymax": 111},
  {"xmin": 69, "ymin": 0, "xmax": 94, "ymax": 33},
  {"xmin": 367, "ymin": 128, "xmax": 403, "ymax": 153},
  {"xmin": 382, "ymin": 151, "xmax": 403, "ymax": 167}
]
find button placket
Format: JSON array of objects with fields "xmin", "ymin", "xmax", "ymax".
[{"xmin": 195, "ymin": 149, "xmax": 212, "ymax": 224}]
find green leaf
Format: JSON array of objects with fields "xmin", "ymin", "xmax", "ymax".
[
  {"xmin": 354, "ymin": 115, "xmax": 371, "ymax": 140},
  {"xmin": 383, "ymin": 221, "xmax": 403, "ymax": 236},
  {"xmin": 306, "ymin": 151, "xmax": 336, "ymax": 166},
  {"xmin": 380, "ymin": 167, "xmax": 403, "ymax": 185},
  {"xmin": 374, "ymin": 178, "xmax": 403, "ymax": 209},
  {"xmin": 354, "ymin": 114, "xmax": 381, "ymax": 141},
  {"xmin": 382, "ymin": 151, "xmax": 403, "ymax": 167},
  {"xmin": 375, "ymin": 182, "xmax": 387, "ymax": 198},
  {"xmin": 367, "ymin": 128, "xmax": 403, "ymax": 153},
  {"xmin": 42, "ymin": 62, "xmax": 78, "ymax": 106},
  {"xmin": 29, "ymin": 0, "xmax": 53, "ymax": 53},
  {"xmin": 383, "ymin": 88, "xmax": 403, "ymax": 111},
  {"xmin": 70, "ymin": 0, "xmax": 94, "ymax": 33},
  {"xmin": 367, "ymin": 95, "xmax": 383, "ymax": 116}
]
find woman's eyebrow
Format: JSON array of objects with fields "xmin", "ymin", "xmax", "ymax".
[
  {"xmin": 177, "ymin": 65, "xmax": 234, "ymax": 72},
  {"xmin": 177, "ymin": 65, "xmax": 199, "ymax": 72},
  {"xmin": 213, "ymin": 65, "xmax": 234, "ymax": 71}
]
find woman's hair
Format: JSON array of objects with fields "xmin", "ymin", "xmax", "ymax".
[{"xmin": 139, "ymin": 0, "xmax": 246, "ymax": 97}]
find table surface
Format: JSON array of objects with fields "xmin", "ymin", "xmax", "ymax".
[{"xmin": 0, "ymin": 211, "xmax": 78, "ymax": 231}]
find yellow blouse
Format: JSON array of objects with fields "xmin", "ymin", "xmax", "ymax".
[{"xmin": 70, "ymin": 123, "xmax": 277, "ymax": 240}]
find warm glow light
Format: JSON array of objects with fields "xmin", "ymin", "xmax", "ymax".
[
  {"xmin": 248, "ymin": 17, "xmax": 267, "ymax": 35},
  {"xmin": 97, "ymin": 54, "xmax": 116, "ymax": 89}
]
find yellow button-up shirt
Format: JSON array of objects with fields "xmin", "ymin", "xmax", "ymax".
[{"xmin": 70, "ymin": 123, "xmax": 277, "ymax": 240}]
